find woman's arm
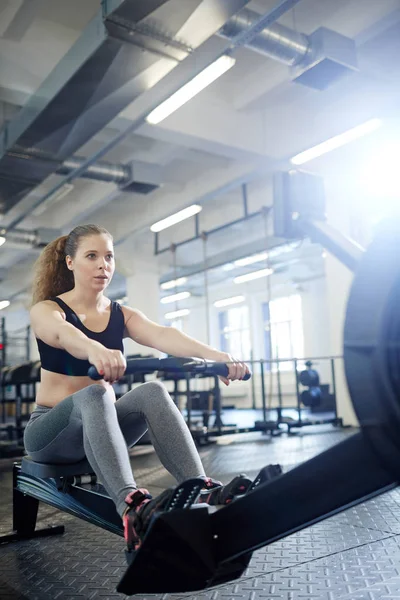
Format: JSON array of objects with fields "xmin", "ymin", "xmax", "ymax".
[
  {"xmin": 30, "ymin": 301, "xmax": 99, "ymax": 358},
  {"xmin": 122, "ymin": 306, "xmax": 248, "ymax": 383}
]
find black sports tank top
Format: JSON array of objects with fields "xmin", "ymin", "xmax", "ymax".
[{"xmin": 36, "ymin": 297, "xmax": 125, "ymax": 376}]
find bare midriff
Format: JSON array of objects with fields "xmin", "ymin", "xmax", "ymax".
[{"xmin": 36, "ymin": 368, "xmax": 116, "ymax": 408}]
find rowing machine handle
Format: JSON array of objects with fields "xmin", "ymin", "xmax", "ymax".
[{"xmin": 88, "ymin": 360, "xmax": 251, "ymax": 381}]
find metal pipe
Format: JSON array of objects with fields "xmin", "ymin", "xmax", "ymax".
[
  {"xmin": 156, "ymin": 208, "xmax": 264, "ymax": 255},
  {"xmin": 219, "ymin": 7, "xmax": 310, "ymax": 66},
  {"xmin": 8, "ymin": 147, "xmax": 131, "ymax": 185},
  {"xmin": 300, "ymin": 219, "xmax": 364, "ymax": 273},
  {"xmin": 57, "ymin": 156, "xmax": 130, "ymax": 185},
  {"xmin": 3, "ymin": 230, "xmax": 37, "ymax": 246}
]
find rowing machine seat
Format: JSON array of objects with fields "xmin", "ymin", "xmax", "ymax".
[{"xmin": 21, "ymin": 456, "xmax": 94, "ymax": 478}]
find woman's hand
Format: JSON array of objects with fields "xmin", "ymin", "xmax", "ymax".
[
  {"xmin": 87, "ymin": 342, "xmax": 127, "ymax": 383},
  {"xmin": 215, "ymin": 352, "xmax": 250, "ymax": 386}
]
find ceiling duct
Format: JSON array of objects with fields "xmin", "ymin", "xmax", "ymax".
[
  {"xmin": 220, "ymin": 7, "xmax": 310, "ymax": 66},
  {"xmin": 0, "ymin": 0, "xmax": 251, "ymax": 215},
  {"xmin": 219, "ymin": 7, "xmax": 358, "ymax": 90},
  {"xmin": 0, "ymin": 227, "xmax": 63, "ymax": 249},
  {"xmin": 58, "ymin": 156, "xmax": 130, "ymax": 185},
  {"xmin": 58, "ymin": 156, "xmax": 162, "ymax": 194},
  {"xmin": 0, "ymin": 148, "xmax": 162, "ymax": 211}
]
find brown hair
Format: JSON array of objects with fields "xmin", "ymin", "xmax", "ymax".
[{"xmin": 31, "ymin": 224, "xmax": 113, "ymax": 305}]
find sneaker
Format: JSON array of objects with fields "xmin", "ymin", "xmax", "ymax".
[
  {"xmin": 123, "ymin": 487, "xmax": 173, "ymax": 553},
  {"xmin": 202, "ymin": 476, "xmax": 223, "ymax": 491},
  {"xmin": 199, "ymin": 474, "xmax": 252, "ymax": 506}
]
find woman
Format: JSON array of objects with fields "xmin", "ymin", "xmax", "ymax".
[{"xmin": 24, "ymin": 224, "xmax": 249, "ymax": 553}]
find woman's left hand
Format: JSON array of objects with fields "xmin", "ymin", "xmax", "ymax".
[{"xmin": 216, "ymin": 353, "xmax": 250, "ymax": 386}]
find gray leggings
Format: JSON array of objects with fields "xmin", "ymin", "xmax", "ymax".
[{"xmin": 23, "ymin": 381, "xmax": 206, "ymax": 517}]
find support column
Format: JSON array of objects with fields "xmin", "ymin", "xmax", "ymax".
[{"xmin": 119, "ymin": 252, "xmax": 161, "ymax": 357}]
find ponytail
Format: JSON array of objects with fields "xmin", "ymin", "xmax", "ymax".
[{"xmin": 31, "ymin": 235, "xmax": 73, "ymax": 305}]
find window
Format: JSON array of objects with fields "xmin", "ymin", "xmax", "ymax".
[
  {"xmin": 218, "ymin": 305, "xmax": 251, "ymax": 360},
  {"xmin": 263, "ymin": 295, "xmax": 304, "ymax": 369}
]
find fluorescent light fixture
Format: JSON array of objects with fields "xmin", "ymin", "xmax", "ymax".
[
  {"xmin": 269, "ymin": 242, "xmax": 298, "ymax": 258},
  {"xmin": 161, "ymin": 277, "xmax": 187, "ymax": 290},
  {"xmin": 165, "ymin": 308, "xmax": 190, "ymax": 319},
  {"xmin": 214, "ymin": 295, "xmax": 245, "ymax": 308},
  {"xmin": 290, "ymin": 118, "xmax": 382, "ymax": 165},
  {"xmin": 151, "ymin": 205, "xmax": 202, "ymax": 233},
  {"xmin": 234, "ymin": 252, "xmax": 268, "ymax": 267},
  {"xmin": 234, "ymin": 268, "xmax": 273, "ymax": 284},
  {"xmin": 160, "ymin": 291, "xmax": 191, "ymax": 304},
  {"xmin": 222, "ymin": 263, "xmax": 235, "ymax": 271},
  {"xmin": 146, "ymin": 55, "xmax": 236, "ymax": 125},
  {"xmin": 32, "ymin": 183, "xmax": 74, "ymax": 217},
  {"xmin": 0, "ymin": 300, "xmax": 10, "ymax": 310},
  {"xmin": 0, "ymin": 237, "xmax": 5, "ymax": 247}
]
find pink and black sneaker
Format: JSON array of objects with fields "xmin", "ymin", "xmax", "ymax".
[
  {"xmin": 123, "ymin": 487, "xmax": 175, "ymax": 554},
  {"xmin": 199, "ymin": 474, "xmax": 252, "ymax": 506},
  {"xmin": 123, "ymin": 488, "xmax": 153, "ymax": 553}
]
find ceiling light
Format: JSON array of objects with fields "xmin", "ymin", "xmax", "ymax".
[
  {"xmin": 0, "ymin": 300, "xmax": 10, "ymax": 310},
  {"xmin": 151, "ymin": 205, "xmax": 202, "ymax": 233},
  {"xmin": 161, "ymin": 277, "xmax": 187, "ymax": 290},
  {"xmin": 214, "ymin": 295, "xmax": 245, "ymax": 308},
  {"xmin": 160, "ymin": 291, "xmax": 191, "ymax": 304},
  {"xmin": 234, "ymin": 252, "xmax": 268, "ymax": 267},
  {"xmin": 234, "ymin": 268, "xmax": 273, "ymax": 284},
  {"xmin": 146, "ymin": 55, "xmax": 236, "ymax": 125},
  {"xmin": 290, "ymin": 118, "xmax": 382, "ymax": 165},
  {"xmin": 165, "ymin": 309, "xmax": 190, "ymax": 319},
  {"xmin": 222, "ymin": 263, "xmax": 235, "ymax": 271},
  {"xmin": 0, "ymin": 237, "xmax": 6, "ymax": 247},
  {"xmin": 269, "ymin": 242, "xmax": 298, "ymax": 258}
]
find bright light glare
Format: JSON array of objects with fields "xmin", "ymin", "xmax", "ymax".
[
  {"xmin": 0, "ymin": 300, "xmax": 10, "ymax": 310},
  {"xmin": 146, "ymin": 56, "xmax": 236, "ymax": 124},
  {"xmin": 0, "ymin": 237, "xmax": 5, "ymax": 247},
  {"xmin": 151, "ymin": 205, "xmax": 202, "ymax": 232},
  {"xmin": 360, "ymin": 142, "xmax": 400, "ymax": 198},
  {"xmin": 161, "ymin": 277, "xmax": 187, "ymax": 290},
  {"xmin": 359, "ymin": 141, "xmax": 400, "ymax": 224},
  {"xmin": 291, "ymin": 118, "xmax": 382, "ymax": 165},
  {"xmin": 160, "ymin": 291, "xmax": 191, "ymax": 304}
]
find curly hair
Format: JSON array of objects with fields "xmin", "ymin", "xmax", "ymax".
[{"xmin": 31, "ymin": 224, "xmax": 113, "ymax": 305}]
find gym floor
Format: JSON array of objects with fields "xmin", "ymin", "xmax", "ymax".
[{"xmin": 1, "ymin": 425, "xmax": 400, "ymax": 600}]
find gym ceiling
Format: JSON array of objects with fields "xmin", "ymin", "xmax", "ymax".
[{"xmin": 0, "ymin": 0, "xmax": 399, "ymax": 308}]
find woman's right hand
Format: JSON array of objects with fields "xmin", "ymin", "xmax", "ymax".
[{"xmin": 87, "ymin": 342, "xmax": 127, "ymax": 382}]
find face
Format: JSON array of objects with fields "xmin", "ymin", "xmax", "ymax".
[{"xmin": 66, "ymin": 234, "xmax": 115, "ymax": 291}]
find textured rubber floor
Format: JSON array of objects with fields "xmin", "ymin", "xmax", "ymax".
[{"xmin": 2, "ymin": 425, "xmax": 400, "ymax": 599}]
